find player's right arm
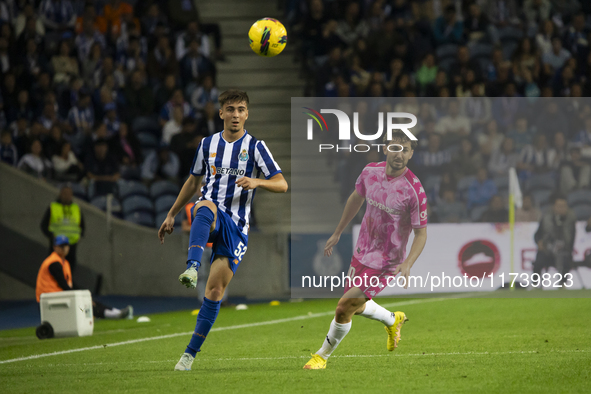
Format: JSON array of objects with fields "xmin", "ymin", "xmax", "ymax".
[
  {"xmin": 324, "ymin": 190, "xmax": 365, "ymax": 256},
  {"xmin": 158, "ymin": 174, "xmax": 203, "ymax": 243}
]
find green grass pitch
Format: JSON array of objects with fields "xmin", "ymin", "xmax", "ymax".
[{"xmin": 1, "ymin": 297, "xmax": 590, "ymax": 393}]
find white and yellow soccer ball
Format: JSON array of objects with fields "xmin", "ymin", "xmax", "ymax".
[{"xmin": 248, "ymin": 18, "xmax": 287, "ymax": 57}]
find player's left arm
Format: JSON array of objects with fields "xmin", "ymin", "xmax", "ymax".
[
  {"xmin": 236, "ymin": 173, "xmax": 288, "ymax": 193},
  {"xmin": 393, "ymin": 227, "xmax": 427, "ymax": 289}
]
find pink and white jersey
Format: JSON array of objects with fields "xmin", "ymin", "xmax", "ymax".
[{"xmin": 354, "ymin": 163, "xmax": 427, "ymax": 270}]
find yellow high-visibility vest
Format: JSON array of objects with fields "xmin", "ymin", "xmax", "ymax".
[{"xmin": 49, "ymin": 202, "xmax": 82, "ymax": 244}]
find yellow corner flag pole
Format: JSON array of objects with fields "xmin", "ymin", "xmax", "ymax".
[
  {"xmin": 509, "ymin": 193, "xmax": 515, "ymax": 291},
  {"xmin": 508, "ymin": 168, "xmax": 522, "ymax": 291}
]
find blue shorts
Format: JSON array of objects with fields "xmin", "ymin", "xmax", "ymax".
[{"xmin": 192, "ymin": 204, "xmax": 248, "ymax": 274}]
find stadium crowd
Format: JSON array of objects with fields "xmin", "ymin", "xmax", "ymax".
[
  {"xmin": 288, "ymin": 0, "xmax": 591, "ymax": 223},
  {"xmin": 0, "ymin": 0, "xmax": 223, "ymax": 226}
]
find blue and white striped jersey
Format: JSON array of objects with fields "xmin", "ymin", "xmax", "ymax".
[{"xmin": 190, "ymin": 130, "xmax": 281, "ymax": 234}]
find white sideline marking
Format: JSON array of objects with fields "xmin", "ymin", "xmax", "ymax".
[
  {"xmin": 0, "ymin": 297, "xmax": 456, "ymax": 365},
  {"xmin": 11, "ymin": 349, "xmax": 591, "ymax": 368}
]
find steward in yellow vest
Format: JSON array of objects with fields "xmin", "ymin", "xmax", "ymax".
[{"xmin": 41, "ymin": 185, "xmax": 85, "ymax": 271}]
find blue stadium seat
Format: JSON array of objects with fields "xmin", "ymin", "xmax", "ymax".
[
  {"xmin": 122, "ymin": 195, "xmax": 154, "ymax": 215},
  {"xmin": 90, "ymin": 196, "xmax": 121, "ymax": 212},
  {"xmin": 572, "ymin": 204, "xmax": 591, "ymax": 221},
  {"xmin": 154, "ymin": 195, "xmax": 177, "ymax": 214},
  {"xmin": 124, "ymin": 212, "xmax": 155, "ymax": 227},
  {"xmin": 150, "ymin": 180, "xmax": 180, "ymax": 199},
  {"xmin": 137, "ymin": 132, "xmax": 159, "ymax": 149},
  {"xmin": 527, "ymin": 173, "xmax": 556, "ymax": 191},
  {"xmin": 118, "ymin": 180, "xmax": 149, "ymax": 200},
  {"xmin": 567, "ymin": 190, "xmax": 591, "ymax": 208}
]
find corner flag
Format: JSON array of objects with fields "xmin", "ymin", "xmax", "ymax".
[{"xmin": 508, "ymin": 167, "xmax": 522, "ymax": 288}]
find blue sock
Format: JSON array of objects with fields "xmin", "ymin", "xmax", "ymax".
[
  {"xmin": 185, "ymin": 297, "xmax": 221, "ymax": 356},
  {"xmin": 187, "ymin": 206, "xmax": 215, "ymax": 268}
]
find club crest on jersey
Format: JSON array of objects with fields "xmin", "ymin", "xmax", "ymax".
[{"xmin": 238, "ymin": 149, "xmax": 249, "ymax": 161}]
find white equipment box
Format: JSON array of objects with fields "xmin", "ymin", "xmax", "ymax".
[{"xmin": 40, "ymin": 290, "xmax": 94, "ymax": 337}]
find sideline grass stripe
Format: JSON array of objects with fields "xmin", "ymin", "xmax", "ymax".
[{"xmin": 0, "ymin": 297, "xmax": 456, "ymax": 365}]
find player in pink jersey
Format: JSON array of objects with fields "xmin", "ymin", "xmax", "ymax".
[{"xmin": 304, "ymin": 130, "xmax": 428, "ymax": 370}]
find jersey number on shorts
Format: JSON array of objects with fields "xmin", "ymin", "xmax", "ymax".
[
  {"xmin": 234, "ymin": 242, "xmax": 247, "ymax": 261},
  {"xmin": 347, "ymin": 265, "xmax": 356, "ymax": 278}
]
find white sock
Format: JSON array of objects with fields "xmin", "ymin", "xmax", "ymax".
[
  {"xmin": 104, "ymin": 308, "xmax": 121, "ymax": 319},
  {"xmin": 316, "ymin": 318, "xmax": 351, "ymax": 359},
  {"xmin": 360, "ymin": 300, "xmax": 395, "ymax": 326}
]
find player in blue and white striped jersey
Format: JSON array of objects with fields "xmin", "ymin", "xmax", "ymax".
[{"xmin": 157, "ymin": 90, "xmax": 288, "ymax": 371}]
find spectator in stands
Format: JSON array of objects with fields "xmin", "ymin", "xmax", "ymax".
[
  {"xmin": 415, "ymin": 53, "xmax": 438, "ymax": 91},
  {"xmin": 533, "ymin": 193, "xmax": 576, "ymax": 286},
  {"xmin": 66, "ymin": 88, "xmax": 93, "ymax": 134},
  {"xmin": 0, "ymin": 129, "xmax": 17, "ymax": 166},
  {"xmin": 7, "ymin": 90, "xmax": 34, "ymax": 124},
  {"xmin": 147, "ymin": 36, "xmax": 178, "ymax": 83},
  {"xmin": 162, "ymin": 106, "xmax": 183, "ymax": 145},
  {"xmin": 122, "ymin": 70, "xmax": 154, "ymax": 123},
  {"xmin": 36, "ymin": 235, "xmax": 132, "ymax": 319},
  {"xmin": 110, "ymin": 122, "xmax": 141, "ymax": 176},
  {"xmin": 18, "ymin": 139, "xmax": 51, "ymax": 179},
  {"xmin": 515, "ymin": 193, "xmax": 542, "ymax": 222},
  {"xmin": 0, "ymin": 37, "xmax": 12, "ymax": 75},
  {"xmin": 171, "ymin": 117, "xmax": 201, "ymax": 176},
  {"xmin": 572, "ymin": 116, "xmax": 591, "ymax": 148},
  {"xmin": 196, "ymin": 101, "xmax": 223, "ymax": 136},
  {"xmin": 413, "ymin": 133, "xmax": 451, "ymax": 178},
  {"xmin": 179, "ymin": 39, "xmax": 215, "ymax": 88},
  {"xmin": 141, "ymin": 143, "xmax": 180, "ymax": 183},
  {"xmin": 81, "ymin": 42, "xmax": 102, "ymax": 88},
  {"xmin": 542, "ymin": 36, "xmax": 571, "ymax": 76},
  {"xmin": 39, "ymin": 0, "xmax": 76, "ymax": 31},
  {"xmin": 102, "ymin": 102, "xmax": 121, "ymax": 137},
  {"xmin": 437, "ymin": 187, "xmax": 468, "ymax": 223},
  {"xmin": 506, "ymin": 116, "xmax": 535, "ymax": 151},
  {"xmin": 74, "ymin": 14, "xmax": 106, "ymax": 64},
  {"xmin": 154, "ymin": 73, "xmax": 176, "ymax": 114},
  {"xmin": 15, "ymin": 4, "xmax": 45, "ymax": 38},
  {"xmin": 524, "ymin": 0, "xmax": 552, "ymax": 35},
  {"xmin": 159, "ymin": 88, "xmax": 194, "ymax": 126},
  {"xmin": 479, "ymin": 194, "xmax": 508, "ymax": 223},
  {"xmin": 559, "ymin": 146, "xmax": 591, "ymax": 194},
  {"xmin": 85, "ymin": 138, "xmax": 119, "ymax": 196},
  {"xmin": 335, "ymin": 1, "xmax": 369, "ymax": 47},
  {"xmin": 435, "ymin": 99, "xmax": 471, "ymax": 143},
  {"xmin": 467, "ymin": 167, "xmax": 498, "ymax": 210},
  {"xmin": 517, "ymin": 134, "xmax": 559, "ymax": 176},
  {"xmin": 536, "ymin": 19, "xmax": 555, "ymax": 55},
  {"xmin": 552, "ymin": 131, "xmax": 569, "ymax": 165},
  {"xmin": 464, "ymin": 3, "xmax": 491, "ymax": 43},
  {"xmin": 477, "ymin": 119, "xmax": 504, "ymax": 158},
  {"xmin": 51, "ymin": 40, "xmax": 79, "ymax": 85},
  {"xmin": 563, "ymin": 12, "xmax": 589, "ymax": 62},
  {"xmin": 190, "ymin": 74, "xmax": 219, "ymax": 113},
  {"xmin": 484, "ymin": 0, "xmax": 521, "ymax": 30},
  {"xmin": 75, "ymin": 2, "xmax": 107, "ymax": 35},
  {"xmin": 40, "ymin": 184, "xmax": 84, "ymax": 270},
  {"xmin": 433, "ymin": 5, "xmax": 463, "ymax": 45},
  {"xmin": 51, "ymin": 141, "xmax": 83, "ymax": 182},
  {"xmin": 452, "ymin": 138, "xmax": 483, "ymax": 177},
  {"xmin": 141, "ymin": 4, "xmax": 167, "ymax": 37},
  {"xmin": 176, "ymin": 20, "xmax": 210, "ymax": 60},
  {"xmin": 450, "ymin": 46, "xmax": 482, "ymax": 86}
]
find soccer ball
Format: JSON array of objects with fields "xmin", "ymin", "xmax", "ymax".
[{"xmin": 248, "ymin": 18, "xmax": 287, "ymax": 57}]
